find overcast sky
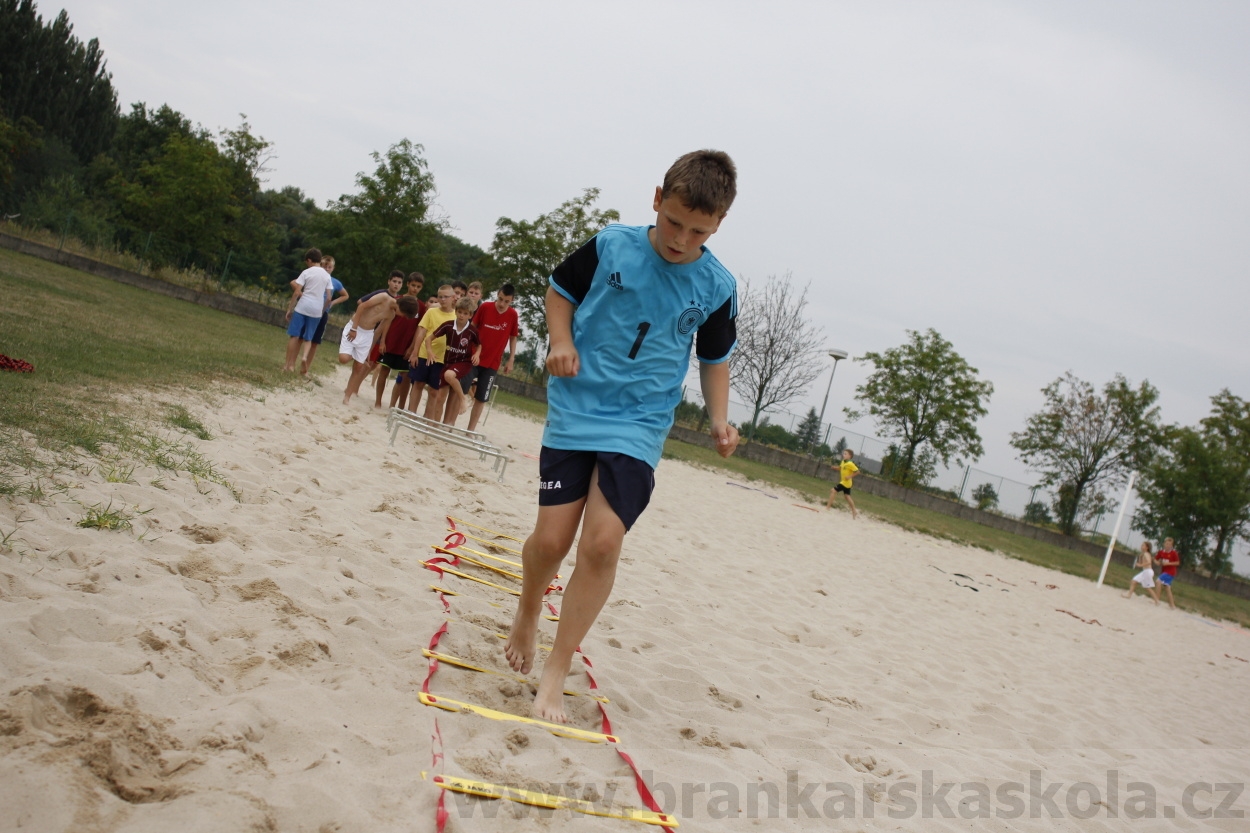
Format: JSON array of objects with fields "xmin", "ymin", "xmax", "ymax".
[{"xmin": 58, "ymin": 1, "xmax": 1249, "ymax": 559}]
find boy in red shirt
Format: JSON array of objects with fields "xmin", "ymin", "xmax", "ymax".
[
  {"xmin": 372, "ymin": 296, "xmax": 422, "ymax": 409},
  {"xmin": 1155, "ymin": 537, "xmax": 1180, "ymax": 609},
  {"xmin": 462, "ymin": 284, "xmax": 520, "ymax": 431}
]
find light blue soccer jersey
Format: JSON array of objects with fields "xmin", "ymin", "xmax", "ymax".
[{"xmin": 544, "ymin": 224, "xmax": 737, "ymax": 469}]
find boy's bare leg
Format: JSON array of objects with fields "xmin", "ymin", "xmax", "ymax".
[
  {"xmin": 390, "ymin": 378, "xmax": 410, "ymax": 410},
  {"xmin": 532, "ymin": 473, "xmax": 626, "ymax": 723},
  {"xmin": 505, "ymin": 501, "xmax": 584, "ymax": 676},
  {"xmin": 825, "ymin": 489, "xmax": 836, "ymax": 510},
  {"xmin": 424, "ymin": 387, "xmax": 446, "ymax": 420},
  {"xmin": 1123, "ymin": 582, "xmax": 1137, "ymax": 599},
  {"xmin": 343, "ymin": 361, "xmax": 370, "ymax": 404},
  {"xmin": 467, "ymin": 399, "xmax": 487, "ymax": 432},
  {"xmin": 283, "ymin": 336, "xmax": 302, "ymax": 371},
  {"xmin": 373, "ymin": 367, "xmax": 392, "ymax": 408},
  {"xmin": 408, "ymin": 382, "xmax": 426, "ymax": 414},
  {"xmin": 442, "ymin": 373, "xmax": 464, "ymax": 425},
  {"xmin": 301, "ymin": 344, "xmax": 319, "ymax": 375},
  {"xmin": 846, "ymin": 494, "xmax": 859, "ymax": 519},
  {"xmin": 1162, "ymin": 584, "xmax": 1176, "ymax": 609}
]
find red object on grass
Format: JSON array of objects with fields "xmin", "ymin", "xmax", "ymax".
[{"xmin": 0, "ymin": 354, "xmax": 34, "ymax": 373}]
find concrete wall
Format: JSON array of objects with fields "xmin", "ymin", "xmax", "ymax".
[{"xmin": 0, "ymin": 232, "xmax": 344, "ymax": 344}]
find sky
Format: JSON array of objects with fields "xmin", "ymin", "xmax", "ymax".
[{"xmin": 55, "ymin": 1, "xmax": 1250, "ymax": 564}]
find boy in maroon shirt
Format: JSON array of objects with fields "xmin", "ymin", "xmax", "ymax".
[
  {"xmin": 372, "ymin": 296, "xmax": 422, "ymax": 409},
  {"xmin": 421, "ymin": 298, "xmax": 482, "ymax": 424}
]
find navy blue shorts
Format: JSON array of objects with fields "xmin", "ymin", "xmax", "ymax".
[
  {"xmin": 538, "ymin": 447, "xmax": 654, "ymax": 531},
  {"xmin": 407, "ymin": 358, "xmax": 445, "ymax": 389},
  {"xmin": 310, "ymin": 312, "xmax": 330, "ymax": 344}
]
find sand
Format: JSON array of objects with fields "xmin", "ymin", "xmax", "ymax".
[{"xmin": 1, "ymin": 369, "xmax": 1247, "ymax": 832}]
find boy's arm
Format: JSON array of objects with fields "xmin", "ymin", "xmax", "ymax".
[
  {"xmin": 329, "ymin": 287, "xmax": 350, "ymax": 308},
  {"xmin": 699, "ymin": 361, "xmax": 739, "ymax": 458},
  {"xmin": 375, "ymin": 314, "xmax": 393, "ymax": 350},
  {"xmin": 545, "ymin": 286, "xmax": 578, "ymax": 377},
  {"xmin": 285, "ymin": 280, "xmax": 303, "ymax": 321},
  {"xmin": 504, "ymin": 334, "xmax": 517, "ymax": 374},
  {"xmin": 407, "ymin": 326, "xmax": 428, "ymax": 363}
]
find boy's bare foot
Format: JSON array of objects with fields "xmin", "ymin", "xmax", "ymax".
[
  {"xmin": 532, "ymin": 660, "xmax": 570, "ymax": 723},
  {"xmin": 504, "ymin": 606, "xmax": 539, "ymax": 674}
]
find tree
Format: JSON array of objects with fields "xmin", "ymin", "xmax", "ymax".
[
  {"xmin": 1023, "ymin": 501, "xmax": 1053, "ymax": 525},
  {"xmin": 312, "ymin": 139, "xmax": 448, "ymax": 297},
  {"xmin": 972, "ymin": 483, "xmax": 999, "ymax": 512},
  {"xmin": 1134, "ymin": 390, "xmax": 1250, "ymax": 575},
  {"xmin": 795, "ymin": 407, "xmax": 822, "ymax": 451},
  {"xmin": 0, "ymin": 1, "xmax": 119, "ymax": 168},
  {"xmin": 846, "ymin": 328, "xmax": 993, "ymax": 486},
  {"xmin": 729, "ymin": 273, "xmax": 826, "ymax": 442},
  {"xmin": 490, "ymin": 188, "xmax": 619, "ymax": 344},
  {"xmin": 1011, "ymin": 372, "xmax": 1162, "ymax": 537}
]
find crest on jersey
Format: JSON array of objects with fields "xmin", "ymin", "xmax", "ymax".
[{"xmin": 677, "ymin": 306, "xmax": 703, "ymax": 335}]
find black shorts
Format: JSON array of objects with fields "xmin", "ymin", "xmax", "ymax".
[
  {"xmin": 459, "ymin": 366, "xmax": 497, "ymax": 402},
  {"xmin": 311, "ymin": 312, "xmax": 330, "ymax": 344},
  {"xmin": 407, "ymin": 358, "xmax": 444, "ymax": 389},
  {"xmin": 379, "ymin": 352, "xmax": 408, "ymax": 371},
  {"xmin": 538, "ymin": 447, "xmax": 654, "ymax": 531},
  {"xmin": 834, "ymin": 483, "xmax": 852, "ymax": 495}
]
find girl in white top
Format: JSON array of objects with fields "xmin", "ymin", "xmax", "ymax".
[{"xmin": 1123, "ymin": 541, "xmax": 1160, "ymax": 604}]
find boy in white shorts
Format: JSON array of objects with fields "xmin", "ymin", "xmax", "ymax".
[
  {"xmin": 340, "ymin": 290, "xmax": 397, "ymax": 404},
  {"xmin": 1123, "ymin": 541, "xmax": 1160, "ymax": 604}
]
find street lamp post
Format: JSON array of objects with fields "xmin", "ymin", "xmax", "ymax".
[{"xmin": 814, "ymin": 349, "xmax": 849, "ymax": 451}]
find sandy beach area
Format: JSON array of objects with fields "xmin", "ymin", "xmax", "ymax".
[{"xmin": 1, "ymin": 368, "xmax": 1247, "ymax": 832}]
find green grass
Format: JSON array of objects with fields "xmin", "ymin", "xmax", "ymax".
[
  {"xmin": 0, "ymin": 247, "xmax": 309, "ymax": 491},
  {"xmin": 75, "ymin": 500, "xmax": 135, "ymax": 531}
]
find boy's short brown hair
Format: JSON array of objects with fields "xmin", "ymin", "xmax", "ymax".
[
  {"xmin": 468, "ymin": 281, "xmax": 483, "ymax": 291},
  {"xmin": 407, "ymin": 271, "xmax": 424, "ymax": 284},
  {"xmin": 304, "ymin": 247, "xmax": 323, "ymax": 263},
  {"xmin": 397, "ymin": 296, "xmax": 420, "ymax": 317},
  {"xmin": 454, "ymin": 297, "xmax": 475, "ymax": 314},
  {"xmin": 661, "ymin": 150, "xmax": 737, "ymax": 217}
]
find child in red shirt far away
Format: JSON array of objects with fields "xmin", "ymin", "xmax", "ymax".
[
  {"xmin": 463, "ymin": 283, "xmax": 520, "ymax": 431},
  {"xmin": 1155, "ymin": 537, "xmax": 1180, "ymax": 609},
  {"xmin": 422, "ymin": 297, "xmax": 481, "ymax": 425},
  {"xmin": 372, "ymin": 296, "xmax": 422, "ymax": 409}
]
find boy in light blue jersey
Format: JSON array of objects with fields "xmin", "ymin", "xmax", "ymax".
[{"xmin": 506, "ymin": 150, "xmax": 741, "ymax": 722}]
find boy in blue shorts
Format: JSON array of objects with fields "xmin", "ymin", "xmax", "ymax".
[
  {"xmin": 282, "ymin": 248, "xmax": 333, "ymax": 372},
  {"xmin": 505, "ymin": 150, "xmax": 741, "ymax": 722}
]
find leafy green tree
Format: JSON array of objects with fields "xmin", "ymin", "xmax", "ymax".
[
  {"xmin": 256, "ymin": 185, "xmax": 322, "ymax": 287},
  {"xmin": 312, "ymin": 139, "xmax": 448, "ymax": 297},
  {"xmin": 846, "ymin": 328, "xmax": 993, "ymax": 486},
  {"xmin": 0, "ymin": 0, "xmax": 119, "ymax": 168},
  {"xmin": 19, "ymin": 171, "xmax": 112, "ymax": 242},
  {"xmin": 1023, "ymin": 501, "xmax": 1053, "ymax": 525},
  {"xmin": 1134, "ymin": 390, "xmax": 1250, "ymax": 575},
  {"xmin": 730, "ymin": 273, "xmax": 826, "ymax": 442},
  {"xmin": 1011, "ymin": 372, "xmax": 1162, "ymax": 536},
  {"xmin": 0, "ymin": 115, "xmax": 43, "ymax": 209},
  {"xmin": 972, "ymin": 483, "xmax": 999, "ymax": 511},
  {"xmin": 489, "ymin": 188, "xmax": 619, "ymax": 344},
  {"xmin": 439, "ymin": 231, "xmax": 492, "ymax": 284}
]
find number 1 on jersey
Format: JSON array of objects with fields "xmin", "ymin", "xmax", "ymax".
[{"xmin": 628, "ymin": 322, "xmax": 651, "ymax": 360}]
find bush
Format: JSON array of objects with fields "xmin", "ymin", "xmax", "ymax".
[
  {"xmin": 1023, "ymin": 501, "xmax": 1053, "ymax": 525},
  {"xmin": 972, "ymin": 483, "xmax": 999, "ymax": 511}
]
